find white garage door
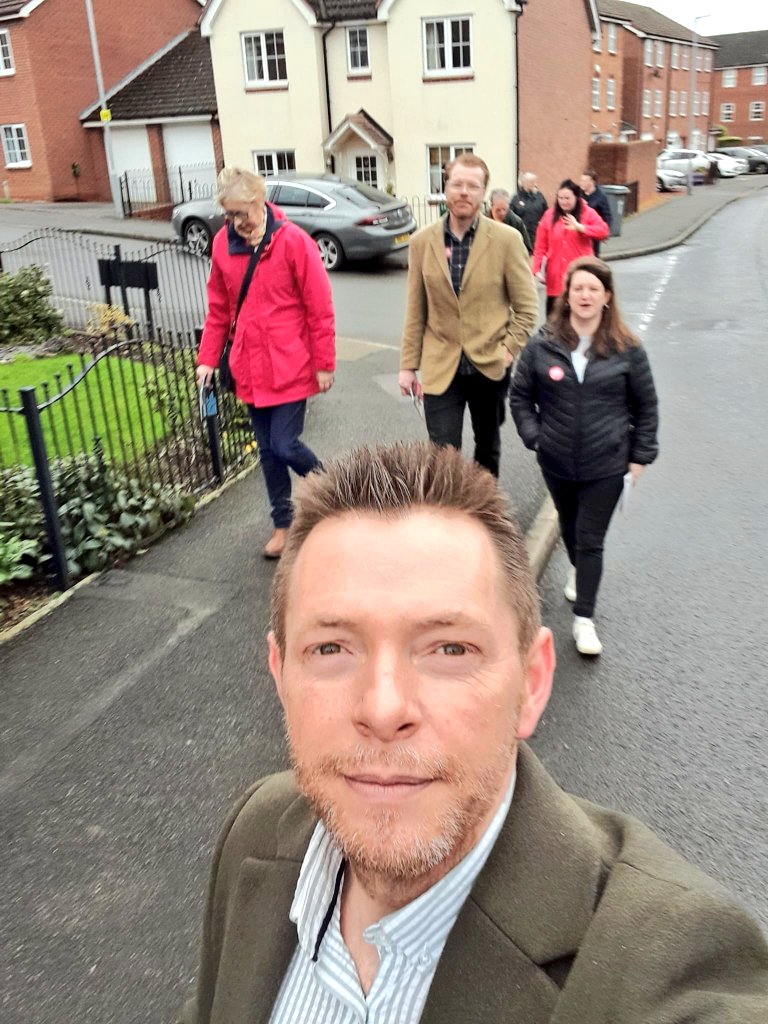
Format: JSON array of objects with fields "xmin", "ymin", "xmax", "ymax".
[
  {"xmin": 163, "ymin": 122, "xmax": 217, "ymax": 203},
  {"xmin": 110, "ymin": 126, "xmax": 155, "ymax": 202}
]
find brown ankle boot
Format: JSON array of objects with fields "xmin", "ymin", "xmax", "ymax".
[{"xmin": 263, "ymin": 528, "xmax": 288, "ymax": 560}]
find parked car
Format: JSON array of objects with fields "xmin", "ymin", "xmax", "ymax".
[
  {"xmin": 706, "ymin": 151, "xmax": 748, "ymax": 177},
  {"xmin": 716, "ymin": 147, "xmax": 768, "ymax": 174},
  {"xmin": 171, "ymin": 173, "xmax": 417, "ymax": 269},
  {"xmin": 657, "ymin": 149, "xmax": 712, "ymax": 183},
  {"xmin": 656, "ymin": 165, "xmax": 687, "ymax": 191}
]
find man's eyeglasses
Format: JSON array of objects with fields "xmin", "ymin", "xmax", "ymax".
[{"xmin": 445, "ymin": 181, "xmax": 485, "ymax": 194}]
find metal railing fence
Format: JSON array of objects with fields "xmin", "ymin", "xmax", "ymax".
[
  {"xmin": 0, "ymin": 331, "xmax": 255, "ymax": 589},
  {"xmin": 119, "ymin": 163, "xmax": 217, "ymax": 216},
  {"xmin": 0, "ymin": 229, "xmax": 210, "ymax": 336}
]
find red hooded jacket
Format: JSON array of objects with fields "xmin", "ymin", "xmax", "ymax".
[
  {"xmin": 197, "ymin": 204, "xmax": 336, "ymax": 407},
  {"xmin": 532, "ymin": 200, "xmax": 610, "ymax": 298}
]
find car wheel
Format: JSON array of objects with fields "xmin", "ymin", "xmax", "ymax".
[
  {"xmin": 183, "ymin": 219, "xmax": 213, "ymax": 257},
  {"xmin": 315, "ymin": 233, "xmax": 344, "ymax": 271},
  {"xmin": 656, "ymin": 176, "xmax": 666, "ymax": 192},
  {"xmin": 756, "ymin": 163, "xmax": 768, "ymax": 174}
]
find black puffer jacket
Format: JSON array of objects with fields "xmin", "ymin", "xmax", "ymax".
[{"xmin": 510, "ymin": 326, "xmax": 658, "ymax": 481}]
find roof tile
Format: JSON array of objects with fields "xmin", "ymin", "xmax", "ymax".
[{"xmin": 709, "ymin": 31, "xmax": 768, "ymax": 69}]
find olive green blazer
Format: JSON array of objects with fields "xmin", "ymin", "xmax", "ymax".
[
  {"xmin": 181, "ymin": 745, "xmax": 768, "ymax": 1024},
  {"xmin": 400, "ymin": 214, "xmax": 538, "ymax": 395}
]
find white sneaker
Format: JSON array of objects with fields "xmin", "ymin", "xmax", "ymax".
[
  {"xmin": 573, "ymin": 616, "xmax": 603, "ymax": 656},
  {"xmin": 564, "ymin": 567, "xmax": 577, "ymax": 602}
]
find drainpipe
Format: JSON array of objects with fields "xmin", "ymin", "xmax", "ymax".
[
  {"xmin": 513, "ymin": 2, "xmax": 528, "ymax": 189},
  {"xmin": 318, "ymin": 1, "xmax": 336, "ymax": 173}
]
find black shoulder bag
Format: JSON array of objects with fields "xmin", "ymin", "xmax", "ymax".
[{"xmin": 219, "ymin": 230, "xmax": 271, "ymax": 393}]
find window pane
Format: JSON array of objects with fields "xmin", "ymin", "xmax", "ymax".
[
  {"xmin": 307, "ymin": 191, "xmax": 329, "ymax": 208},
  {"xmin": 275, "ymin": 185, "xmax": 308, "ymax": 206},
  {"xmin": 425, "ymin": 21, "xmax": 445, "ymax": 71}
]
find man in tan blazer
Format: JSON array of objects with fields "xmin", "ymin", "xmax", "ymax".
[
  {"xmin": 182, "ymin": 444, "xmax": 768, "ymax": 1024},
  {"xmin": 399, "ymin": 154, "xmax": 538, "ymax": 477}
]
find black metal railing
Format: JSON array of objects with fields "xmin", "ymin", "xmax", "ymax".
[
  {"xmin": 0, "ymin": 229, "xmax": 210, "ymax": 336},
  {"xmin": 0, "ymin": 331, "xmax": 255, "ymax": 590},
  {"xmin": 119, "ymin": 163, "xmax": 217, "ymax": 216}
]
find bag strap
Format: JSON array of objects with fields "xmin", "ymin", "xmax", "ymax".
[{"xmin": 231, "ymin": 224, "xmax": 272, "ymax": 331}]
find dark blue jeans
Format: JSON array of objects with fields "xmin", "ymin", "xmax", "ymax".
[{"xmin": 248, "ymin": 400, "xmax": 321, "ymax": 529}]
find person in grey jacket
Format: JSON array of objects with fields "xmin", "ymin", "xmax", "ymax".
[
  {"xmin": 580, "ymin": 170, "xmax": 613, "ymax": 257},
  {"xmin": 488, "ymin": 188, "xmax": 532, "ymax": 254},
  {"xmin": 510, "ymin": 171, "xmax": 548, "ymax": 240},
  {"xmin": 510, "ymin": 256, "xmax": 658, "ymax": 656}
]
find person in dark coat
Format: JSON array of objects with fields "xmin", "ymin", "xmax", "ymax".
[
  {"xmin": 510, "ymin": 171, "xmax": 548, "ymax": 240},
  {"xmin": 580, "ymin": 170, "xmax": 613, "ymax": 256},
  {"xmin": 510, "ymin": 256, "xmax": 658, "ymax": 656},
  {"xmin": 488, "ymin": 188, "xmax": 532, "ymax": 253}
]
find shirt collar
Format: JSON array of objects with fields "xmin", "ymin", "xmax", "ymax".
[
  {"xmin": 444, "ymin": 214, "xmax": 479, "ymax": 244},
  {"xmin": 290, "ymin": 770, "xmax": 516, "ymax": 968}
]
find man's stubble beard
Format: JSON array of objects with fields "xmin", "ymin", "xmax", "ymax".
[{"xmin": 288, "ymin": 732, "xmax": 518, "ymax": 905}]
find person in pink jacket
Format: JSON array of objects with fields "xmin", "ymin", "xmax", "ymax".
[
  {"xmin": 196, "ymin": 168, "xmax": 336, "ymax": 559},
  {"xmin": 532, "ymin": 179, "xmax": 610, "ymax": 316}
]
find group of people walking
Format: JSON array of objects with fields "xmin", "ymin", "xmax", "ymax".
[{"xmin": 196, "ymin": 156, "xmax": 657, "ymax": 658}]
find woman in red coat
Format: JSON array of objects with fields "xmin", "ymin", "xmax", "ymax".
[
  {"xmin": 196, "ymin": 168, "xmax": 336, "ymax": 559},
  {"xmin": 532, "ymin": 180, "xmax": 610, "ymax": 316}
]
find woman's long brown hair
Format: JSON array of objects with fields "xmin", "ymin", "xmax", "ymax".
[{"xmin": 551, "ymin": 256, "xmax": 639, "ymax": 357}]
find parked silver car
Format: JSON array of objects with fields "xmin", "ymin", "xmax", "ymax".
[{"xmin": 171, "ymin": 173, "xmax": 416, "ymax": 270}]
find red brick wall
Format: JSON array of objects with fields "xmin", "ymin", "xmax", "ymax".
[
  {"xmin": 0, "ymin": 23, "xmax": 53, "ymax": 201},
  {"xmin": 0, "ymin": 0, "xmax": 200, "ymax": 201},
  {"xmin": 591, "ymin": 21, "xmax": 625, "ymax": 140},
  {"xmin": 587, "ymin": 139, "xmax": 657, "ymax": 209},
  {"xmin": 518, "ymin": 0, "xmax": 593, "ymax": 204},
  {"xmin": 711, "ymin": 66, "xmax": 768, "ymax": 144}
]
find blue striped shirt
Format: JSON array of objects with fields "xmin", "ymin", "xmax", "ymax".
[{"xmin": 268, "ymin": 772, "xmax": 516, "ymax": 1023}]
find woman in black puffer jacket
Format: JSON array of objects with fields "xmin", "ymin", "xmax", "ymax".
[{"xmin": 510, "ymin": 256, "xmax": 658, "ymax": 656}]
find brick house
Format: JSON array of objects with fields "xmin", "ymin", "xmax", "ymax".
[
  {"xmin": 517, "ymin": 0, "xmax": 600, "ymax": 204},
  {"xmin": 710, "ymin": 31, "xmax": 768, "ymax": 145},
  {"xmin": 0, "ymin": 0, "xmax": 203, "ymax": 202},
  {"xmin": 595, "ymin": 0, "xmax": 716, "ymax": 151},
  {"xmin": 80, "ymin": 31, "xmax": 220, "ymax": 217}
]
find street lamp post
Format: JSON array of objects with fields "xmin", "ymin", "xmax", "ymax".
[
  {"xmin": 84, "ymin": 0, "xmax": 123, "ymax": 217},
  {"xmin": 687, "ymin": 14, "xmax": 710, "ymax": 195}
]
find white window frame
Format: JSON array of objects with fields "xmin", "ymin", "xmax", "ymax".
[
  {"xmin": 252, "ymin": 149, "xmax": 296, "ymax": 176},
  {"xmin": 720, "ymin": 103, "xmax": 735, "ymax": 122},
  {"xmin": 592, "ymin": 76, "xmax": 601, "ymax": 110},
  {"xmin": 354, "ymin": 154, "xmax": 378, "ymax": 187},
  {"xmin": 669, "ymin": 90, "xmax": 677, "ymax": 117},
  {"xmin": 705, "ymin": 51, "xmax": 712, "ymax": 71},
  {"xmin": 654, "ymin": 90, "xmax": 663, "ymax": 118},
  {"xmin": 682, "ymin": 46, "xmax": 689, "ymax": 71},
  {"xmin": 2, "ymin": 123, "xmax": 31, "ymax": 167},
  {"xmin": 656, "ymin": 41, "xmax": 664, "ymax": 67},
  {"xmin": 422, "ymin": 16, "xmax": 472, "ymax": 78},
  {"xmin": 671, "ymin": 42, "xmax": 678, "ymax": 68},
  {"xmin": 592, "ymin": 31, "xmax": 601, "ymax": 54},
  {"xmin": 749, "ymin": 101, "xmax": 765, "ymax": 122},
  {"xmin": 752, "ymin": 66, "xmax": 767, "ymax": 86},
  {"xmin": 607, "ymin": 23, "xmax": 617, "ymax": 54},
  {"xmin": 722, "ymin": 68, "xmax": 736, "ymax": 88},
  {"xmin": 642, "ymin": 89, "xmax": 651, "ymax": 118},
  {"xmin": 426, "ymin": 143, "xmax": 474, "ymax": 193},
  {"xmin": 695, "ymin": 50, "xmax": 702, "ymax": 72},
  {"xmin": 606, "ymin": 77, "xmax": 616, "ymax": 110},
  {"xmin": 693, "ymin": 91, "xmax": 700, "ymax": 116},
  {"xmin": 702, "ymin": 91, "xmax": 709, "ymax": 116},
  {"xmin": 643, "ymin": 39, "xmax": 653, "ymax": 66},
  {"xmin": 346, "ymin": 26, "xmax": 370, "ymax": 75},
  {"xmin": 679, "ymin": 90, "xmax": 687, "ymax": 117},
  {"xmin": 0, "ymin": 28, "xmax": 14, "ymax": 75},
  {"xmin": 241, "ymin": 30, "xmax": 288, "ymax": 87}
]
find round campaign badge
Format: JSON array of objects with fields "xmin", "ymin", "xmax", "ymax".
[{"xmin": 548, "ymin": 365, "xmax": 565, "ymax": 382}]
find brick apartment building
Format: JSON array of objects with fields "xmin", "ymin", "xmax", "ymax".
[
  {"xmin": 710, "ymin": 31, "xmax": 768, "ymax": 145},
  {"xmin": 517, "ymin": 0, "xmax": 600, "ymax": 203},
  {"xmin": 0, "ymin": 0, "xmax": 203, "ymax": 202},
  {"xmin": 595, "ymin": 0, "xmax": 716, "ymax": 151}
]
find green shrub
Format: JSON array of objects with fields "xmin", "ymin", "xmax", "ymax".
[
  {"xmin": 0, "ymin": 445, "xmax": 195, "ymax": 580},
  {"xmin": 0, "ymin": 525, "xmax": 40, "ymax": 584},
  {"xmin": 0, "ymin": 265, "xmax": 65, "ymax": 347}
]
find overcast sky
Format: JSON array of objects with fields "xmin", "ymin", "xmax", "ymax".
[{"xmin": 646, "ymin": 0, "xmax": 768, "ymax": 37}]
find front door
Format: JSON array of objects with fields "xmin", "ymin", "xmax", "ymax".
[{"xmin": 347, "ymin": 150, "xmax": 380, "ymax": 189}]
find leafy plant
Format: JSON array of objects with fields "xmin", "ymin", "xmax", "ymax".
[
  {"xmin": 0, "ymin": 265, "xmax": 65, "ymax": 347},
  {"xmin": 0, "ymin": 445, "xmax": 195, "ymax": 581},
  {"xmin": 0, "ymin": 524, "xmax": 40, "ymax": 584},
  {"xmin": 85, "ymin": 303, "xmax": 135, "ymax": 339}
]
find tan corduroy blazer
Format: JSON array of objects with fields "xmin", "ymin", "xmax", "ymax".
[
  {"xmin": 400, "ymin": 215, "xmax": 538, "ymax": 395},
  {"xmin": 180, "ymin": 744, "xmax": 768, "ymax": 1024}
]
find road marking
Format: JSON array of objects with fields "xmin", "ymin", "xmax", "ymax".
[{"xmin": 636, "ymin": 251, "xmax": 679, "ymax": 334}]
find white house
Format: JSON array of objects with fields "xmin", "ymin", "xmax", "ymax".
[{"xmin": 200, "ymin": 0, "xmax": 526, "ymax": 204}]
